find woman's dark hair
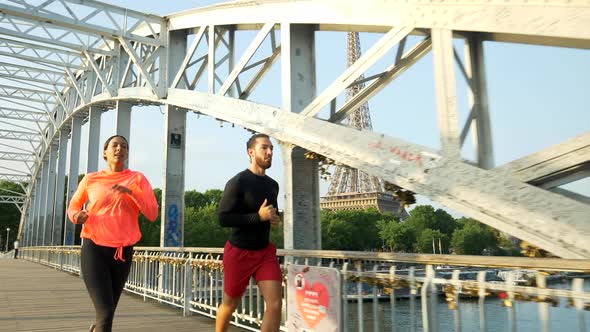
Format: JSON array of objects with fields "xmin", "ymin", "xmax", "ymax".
[{"xmin": 103, "ymin": 135, "xmax": 128, "ymax": 160}]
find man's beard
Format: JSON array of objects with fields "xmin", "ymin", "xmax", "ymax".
[{"xmin": 255, "ymin": 155, "xmax": 272, "ymax": 169}]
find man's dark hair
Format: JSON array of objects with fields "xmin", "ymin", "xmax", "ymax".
[
  {"xmin": 246, "ymin": 133, "xmax": 269, "ymax": 150},
  {"xmin": 103, "ymin": 135, "xmax": 129, "ymax": 160}
]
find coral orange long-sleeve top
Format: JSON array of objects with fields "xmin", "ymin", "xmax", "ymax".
[{"xmin": 67, "ymin": 169, "xmax": 158, "ymax": 248}]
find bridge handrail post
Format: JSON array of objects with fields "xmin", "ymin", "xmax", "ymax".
[
  {"xmin": 183, "ymin": 252, "xmax": 193, "ymax": 316},
  {"xmin": 143, "ymin": 251, "xmax": 148, "ymax": 301}
]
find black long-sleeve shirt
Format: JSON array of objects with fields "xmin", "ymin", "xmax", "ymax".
[{"xmin": 218, "ymin": 169, "xmax": 279, "ymax": 250}]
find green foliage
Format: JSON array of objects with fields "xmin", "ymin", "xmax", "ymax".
[
  {"xmin": 415, "ymin": 228, "xmax": 449, "ymax": 253},
  {"xmin": 404, "ymin": 205, "xmax": 457, "ymax": 235},
  {"xmin": 270, "ymin": 219, "xmax": 284, "ymax": 249},
  {"xmin": 0, "ymin": 181, "xmax": 25, "ymax": 249},
  {"xmin": 137, "ymin": 188, "xmax": 162, "ymax": 246},
  {"xmin": 184, "ymin": 189, "xmax": 223, "ymax": 210},
  {"xmin": 451, "ymin": 218, "xmax": 499, "ymax": 255},
  {"xmin": 184, "ymin": 203, "xmax": 230, "ymax": 247},
  {"xmin": 321, "ymin": 208, "xmax": 391, "ymax": 251},
  {"xmin": 377, "ymin": 220, "xmax": 414, "ymax": 252}
]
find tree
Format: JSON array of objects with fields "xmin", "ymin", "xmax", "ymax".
[
  {"xmin": 269, "ymin": 218, "xmax": 284, "ymax": 248},
  {"xmin": 185, "ymin": 189, "xmax": 223, "ymax": 210},
  {"xmin": 415, "ymin": 228, "xmax": 449, "ymax": 254},
  {"xmin": 185, "ymin": 203, "xmax": 230, "ymax": 247},
  {"xmin": 137, "ymin": 188, "xmax": 162, "ymax": 246},
  {"xmin": 405, "ymin": 205, "xmax": 457, "ymax": 236},
  {"xmin": 0, "ymin": 181, "xmax": 24, "ymax": 249},
  {"xmin": 451, "ymin": 218, "xmax": 498, "ymax": 255},
  {"xmin": 377, "ymin": 220, "xmax": 414, "ymax": 252},
  {"xmin": 203, "ymin": 189, "xmax": 223, "ymax": 206},
  {"xmin": 184, "ymin": 190, "xmax": 206, "ymax": 210},
  {"xmin": 321, "ymin": 208, "xmax": 388, "ymax": 250}
]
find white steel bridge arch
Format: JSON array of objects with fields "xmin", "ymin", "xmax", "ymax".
[{"xmin": 0, "ymin": 0, "xmax": 587, "ymax": 258}]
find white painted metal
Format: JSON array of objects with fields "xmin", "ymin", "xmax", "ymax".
[
  {"xmin": 115, "ymin": 101, "xmax": 132, "ymax": 143},
  {"xmin": 0, "ymin": 0, "xmax": 165, "ymax": 45},
  {"xmin": 0, "ymin": 0, "xmax": 586, "ymax": 260},
  {"xmin": 84, "ymin": 51, "xmax": 115, "ymax": 98},
  {"xmin": 280, "ymin": 23, "xmax": 321, "ymax": 250},
  {"xmin": 0, "ymin": 195, "xmax": 25, "ymax": 204},
  {"xmin": 165, "ymin": 89, "xmax": 590, "ymax": 258},
  {"xmin": 463, "ymin": 34, "xmax": 494, "ymax": 169},
  {"xmin": 432, "ymin": 28, "xmax": 460, "ymax": 159},
  {"xmin": 161, "ymin": 29, "xmax": 188, "ymax": 248},
  {"xmin": 52, "ymin": 130, "xmax": 68, "ymax": 245},
  {"xmin": 495, "ymin": 132, "xmax": 590, "ymax": 185},
  {"xmin": 167, "ymin": 0, "xmax": 590, "ymax": 47},
  {"xmin": 33, "ymin": 177, "xmax": 43, "ymax": 246},
  {"xmin": 42, "ymin": 145, "xmax": 57, "ymax": 245},
  {"xmin": 301, "ymin": 26, "xmax": 411, "ymax": 118},
  {"xmin": 0, "ymin": 62, "xmax": 66, "ymax": 85},
  {"xmin": 86, "ymin": 107, "xmax": 101, "ymax": 173},
  {"xmin": 0, "ymin": 38, "xmax": 85, "ymax": 69},
  {"xmin": 21, "ymin": 246, "xmax": 590, "ymax": 332},
  {"xmin": 329, "ymin": 37, "xmax": 432, "ymax": 123},
  {"xmin": 63, "ymin": 116, "xmax": 82, "ymax": 245},
  {"xmin": 217, "ymin": 22, "xmax": 275, "ymax": 96},
  {"xmin": 0, "ymin": 152, "xmax": 34, "ymax": 162}
]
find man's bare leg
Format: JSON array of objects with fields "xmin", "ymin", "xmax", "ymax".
[
  {"xmin": 216, "ymin": 294, "xmax": 241, "ymax": 332},
  {"xmin": 258, "ymin": 280, "xmax": 283, "ymax": 332}
]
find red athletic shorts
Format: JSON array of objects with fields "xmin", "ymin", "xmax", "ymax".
[{"xmin": 222, "ymin": 241, "xmax": 283, "ymax": 297}]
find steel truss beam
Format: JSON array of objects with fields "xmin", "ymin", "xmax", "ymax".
[
  {"xmin": 0, "ymin": 128, "xmax": 42, "ymax": 142},
  {"xmin": 83, "ymin": 50, "xmax": 115, "ymax": 97},
  {"xmin": 0, "ymin": 0, "xmax": 165, "ymax": 46},
  {"xmin": 168, "ymin": 0, "xmax": 590, "ymax": 48},
  {"xmin": 166, "ymin": 89, "xmax": 590, "ymax": 259},
  {"xmin": 0, "ymin": 84, "xmax": 57, "ymax": 104},
  {"xmin": 217, "ymin": 22, "xmax": 276, "ymax": 96},
  {"xmin": 0, "ymin": 151, "xmax": 34, "ymax": 162},
  {"xmin": 495, "ymin": 132, "xmax": 590, "ymax": 188},
  {"xmin": 0, "ymin": 173, "xmax": 29, "ymax": 183},
  {"xmin": 0, "ymin": 37, "xmax": 84, "ymax": 69},
  {"xmin": 0, "ymin": 195, "xmax": 25, "ymax": 204},
  {"xmin": 0, "ymin": 72, "xmax": 67, "ymax": 89},
  {"xmin": 0, "ymin": 14, "xmax": 115, "ymax": 55},
  {"xmin": 302, "ymin": 26, "xmax": 413, "ymax": 118},
  {"xmin": 171, "ymin": 26, "xmax": 228, "ymax": 91},
  {"xmin": 329, "ymin": 37, "xmax": 432, "ymax": 123},
  {"xmin": 0, "ymin": 62, "xmax": 67, "ymax": 92},
  {"xmin": 118, "ymin": 38, "xmax": 162, "ymax": 98},
  {"xmin": 3, "ymin": 0, "xmax": 586, "ymax": 260},
  {"xmin": 0, "ymin": 107, "xmax": 49, "ymax": 123},
  {"xmin": 0, "ymin": 164, "xmax": 27, "ymax": 175}
]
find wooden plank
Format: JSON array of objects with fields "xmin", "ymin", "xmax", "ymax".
[{"xmin": 0, "ymin": 259, "xmax": 244, "ymax": 332}]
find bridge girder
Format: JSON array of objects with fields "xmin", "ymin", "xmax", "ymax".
[{"xmin": 0, "ymin": 0, "xmax": 587, "ymax": 258}]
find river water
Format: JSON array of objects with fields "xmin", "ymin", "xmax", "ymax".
[{"xmin": 345, "ymin": 279, "xmax": 590, "ymax": 331}]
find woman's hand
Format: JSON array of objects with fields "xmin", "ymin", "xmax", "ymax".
[
  {"xmin": 75, "ymin": 210, "xmax": 89, "ymax": 224},
  {"xmin": 112, "ymin": 184, "xmax": 132, "ymax": 195}
]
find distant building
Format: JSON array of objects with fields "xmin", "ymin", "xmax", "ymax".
[{"xmin": 320, "ymin": 191, "xmax": 408, "ymax": 219}]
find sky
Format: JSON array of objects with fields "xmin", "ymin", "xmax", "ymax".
[{"xmin": 7, "ymin": 0, "xmax": 590, "ymax": 218}]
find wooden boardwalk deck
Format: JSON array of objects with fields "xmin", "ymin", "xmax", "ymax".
[{"xmin": 0, "ymin": 259, "xmax": 245, "ymax": 332}]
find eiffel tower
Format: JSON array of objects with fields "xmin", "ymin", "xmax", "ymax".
[{"xmin": 319, "ymin": 32, "xmax": 406, "ymax": 217}]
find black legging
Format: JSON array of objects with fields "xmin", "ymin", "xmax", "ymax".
[{"xmin": 81, "ymin": 239, "xmax": 133, "ymax": 332}]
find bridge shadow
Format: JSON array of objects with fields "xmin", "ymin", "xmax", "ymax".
[{"xmin": 0, "ymin": 259, "xmax": 244, "ymax": 331}]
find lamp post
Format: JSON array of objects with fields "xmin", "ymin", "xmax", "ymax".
[{"xmin": 5, "ymin": 228, "xmax": 9, "ymax": 252}]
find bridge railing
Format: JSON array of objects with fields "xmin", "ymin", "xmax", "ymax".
[{"xmin": 18, "ymin": 246, "xmax": 590, "ymax": 331}]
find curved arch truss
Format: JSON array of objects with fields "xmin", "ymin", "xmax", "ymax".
[{"xmin": 0, "ymin": 0, "xmax": 588, "ymax": 258}]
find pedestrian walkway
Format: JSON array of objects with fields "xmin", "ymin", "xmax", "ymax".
[{"xmin": 0, "ymin": 259, "xmax": 244, "ymax": 331}]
